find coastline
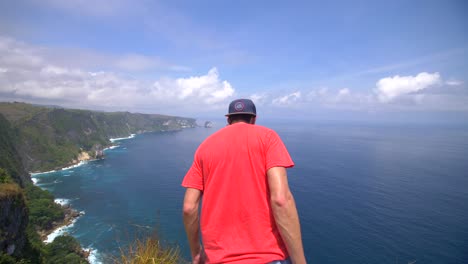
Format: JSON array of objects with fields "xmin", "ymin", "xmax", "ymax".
[
  {"xmin": 30, "ymin": 153, "xmax": 99, "ymax": 263},
  {"xmin": 29, "ymin": 133, "xmax": 136, "ymax": 263},
  {"xmin": 30, "ymin": 133, "xmax": 137, "ymax": 175},
  {"xmin": 39, "ymin": 204, "xmax": 84, "ymax": 243},
  {"xmin": 109, "ymin": 133, "xmax": 136, "ymax": 143}
]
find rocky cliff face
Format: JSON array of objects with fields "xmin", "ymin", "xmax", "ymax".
[{"xmin": 0, "ymin": 184, "xmax": 28, "ymax": 257}]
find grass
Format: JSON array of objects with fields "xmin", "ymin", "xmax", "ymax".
[
  {"xmin": 0, "ymin": 183, "xmax": 23, "ymax": 198},
  {"xmin": 118, "ymin": 235, "xmax": 183, "ymax": 264}
]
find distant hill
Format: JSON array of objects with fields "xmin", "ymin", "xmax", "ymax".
[
  {"xmin": 0, "ymin": 114, "xmax": 29, "ymax": 186},
  {"xmin": 0, "ymin": 114, "xmax": 82, "ymax": 262},
  {"xmin": 0, "ymin": 101, "xmax": 196, "ymax": 262},
  {"xmin": 0, "ymin": 102, "xmax": 196, "ymax": 172}
]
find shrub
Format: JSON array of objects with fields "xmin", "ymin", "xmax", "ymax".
[
  {"xmin": 24, "ymin": 184, "xmax": 64, "ymax": 230},
  {"xmin": 119, "ymin": 235, "xmax": 182, "ymax": 264},
  {"xmin": 44, "ymin": 235, "xmax": 88, "ymax": 264}
]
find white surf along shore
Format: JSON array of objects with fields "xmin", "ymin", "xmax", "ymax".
[
  {"xmin": 109, "ymin": 133, "xmax": 136, "ymax": 143},
  {"xmin": 29, "ymin": 133, "xmax": 137, "ymax": 264}
]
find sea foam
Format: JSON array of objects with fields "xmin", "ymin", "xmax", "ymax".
[
  {"xmin": 30, "ymin": 169, "xmax": 57, "ymax": 176},
  {"xmin": 44, "ymin": 211, "xmax": 84, "ymax": 244},
  {"xmin": 61, "ymin": 160, "xmax": 87, "ymax": 171},
  {"xmin": 104, "ymin": 145, "xmax": 118, "ymax": 151},
  {"xmin": 86, "ymin": 247, "xmax": 103, "ymax": 264},
  {"xmin": 109, "ymin": 133, "xmax": 136, "ymax": 142},
  {"xmin": 54, "ymin": 198, "xmax": 70, "ymax": 206}
]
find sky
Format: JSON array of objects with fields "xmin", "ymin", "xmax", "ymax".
[{"xmin": 0, "ymin": 0, "xmax": 467, "ymax": 122}]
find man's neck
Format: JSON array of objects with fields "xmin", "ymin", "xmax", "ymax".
[{"xmin": 230, "ymin": 120, "xmax": 249, "ymax": 125}]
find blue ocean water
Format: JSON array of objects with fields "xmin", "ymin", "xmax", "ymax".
[{"xmin": 32, "ymin": 121, "xmax": 468, "ymax": 263}]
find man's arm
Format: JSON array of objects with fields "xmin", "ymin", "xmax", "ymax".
[
  {"xmin": 267, "ymin": 167, "xmax": 307, "ymax": 264},
  {"xmin": 183, "ymin": 188, "xmax": 203, "ymax": 264}
]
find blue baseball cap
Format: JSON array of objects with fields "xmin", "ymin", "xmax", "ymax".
[{"xmin": 225, "ymin": 99, "xmax": 257, "ymax": 116}]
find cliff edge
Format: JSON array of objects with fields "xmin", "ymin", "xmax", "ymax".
[{"xmin": 0, "ymin": 183, "xmax": 28, "ymax": 257}]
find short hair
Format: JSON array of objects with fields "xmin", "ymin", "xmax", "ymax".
[{"xmin": 228, "ymin": 114, "xmax": 255, "ymax": 123}]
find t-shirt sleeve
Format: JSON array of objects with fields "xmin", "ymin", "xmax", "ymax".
[
  {"xmin": 181, "ymin": 152, "xmax": 204, "ymax": 191},
  {"xmin": 265, "ymin": 130, "xmax": 294, "ymax": 170}
]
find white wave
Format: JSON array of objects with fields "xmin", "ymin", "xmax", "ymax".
[
  {"xmin": 44, "ymin": 213, "xmax": 82, "ymax": 244},
  {"xmin": 31, "ymin": 178, "xmax": 39, "ymax": 185},
  {"xmin": 30, "ymin": 169, "xmax": 57, "ymax": 176},
  {"xmin": 85, "ymin": 247, "xmax": 103, "ymax": 264},
  {"xmin": 54, "ymin": 198, "xmax": 70, "ymax": 206},
  {"xmin": 61, "ymin": 161, "xmax": 87, "ymax": 171},
  {"xmin": 109, "ymin": 133, "xmax": 136, "ymax": 142},
  {"xmin": 103, "ymin": 145, "xmax": 119, "ymax": 151}
]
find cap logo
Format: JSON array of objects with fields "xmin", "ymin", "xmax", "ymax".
[{"xmin": 234, "ymin": 101, "xmax": 245, "ymax": 112}]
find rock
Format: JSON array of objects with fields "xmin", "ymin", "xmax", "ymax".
[
  {"xmin": 204, "ymin": 121, "xmax": 213, "ymax": 128},
  {"xmin": 6, "ymin": 244, "xmax": 15, "ymax": 255},
  {"xmin": 0, "ymin": 184, "xmax": 28, "ymax": 257}
]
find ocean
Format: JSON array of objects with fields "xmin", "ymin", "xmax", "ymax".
[{"xmin": 31, "ymin": 121, "xmax": 468, "ymax": 264}]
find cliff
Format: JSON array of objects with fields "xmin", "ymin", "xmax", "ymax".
[
  {"xmin": 0, "ymin": 114, "xmax": 30, "ymax": 187},
  {"xmin": 0, "ymin": 170, "xmax": 88, "ymax": 263},
  {"xmin": 0, "ymin": 102, "xmax": 196, "ymax": 262},
  {"xmin": 0, "ymin": 183, "xmax": 28, "ymax": 257},
  {"xmin": 0, "ymin": 102, "xmax": 196, "ymax": 172}
]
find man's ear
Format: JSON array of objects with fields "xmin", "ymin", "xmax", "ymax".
[
  {"xmin": 250, "ymin": 116, "xmax": 256, "ymax": 124},
  {"xmin": 227, "ymin": 117, "xmax": 232, "ymax": 125}
]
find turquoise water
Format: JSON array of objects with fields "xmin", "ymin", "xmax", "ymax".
[{"xmin": 32, "ymin": 121, "xmax": 468, "ymax": 263}]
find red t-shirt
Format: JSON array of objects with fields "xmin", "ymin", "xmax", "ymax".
[{"xmin": 182, "ymin": 122, "xmax": 294, "ymax": 263}]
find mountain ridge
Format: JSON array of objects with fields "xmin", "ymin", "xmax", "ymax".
[{"xmin": 0, "ymin": 102, "xmax": 196, "ymax": 173}]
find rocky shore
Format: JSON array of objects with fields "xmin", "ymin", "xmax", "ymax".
[{"xmin": 38, "ymin": 204, "xmax": 83, "ymax": 242}]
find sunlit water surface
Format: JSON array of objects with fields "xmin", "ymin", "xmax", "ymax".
[{"xmin": 33, "ymin": 121, "xmax": 468, "ymax": 263}]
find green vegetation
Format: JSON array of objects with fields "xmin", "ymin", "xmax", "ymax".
[
  {"xmin": 43, "ymin": 235, "xmax": 88, "ymax": 264},
  {"xmin": 0, "ymin": 102, "xmax": 196, "ymax": 172},
  {"xmin": 0, "ymin": 102, "xmax": 195, "ymax": 263},
  {"xmin": 0, "ymin": 168, "xmax": 13, "ymax": 184},
  {"xmin": 0, "ymin": 169, "xmax": 88, "ymax": 263},
  {"xmin": 119, "ymin": 235, "xmax": 183, "ymax": 264},
  {"xmin": 24, "ymin": 184, "xmax": 64, "ymax": 230},
  {"xmin": 0, "ymin": 233, "xmax": 89, "ymax": 264},
  {"xmin": 0, "ymin": 114, "xmax": 28, "ymax": 186}
]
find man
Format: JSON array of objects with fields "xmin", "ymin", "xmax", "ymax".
[{"xmin": 182, "ymin": 99, "xmax": 306, "ymax": 264}]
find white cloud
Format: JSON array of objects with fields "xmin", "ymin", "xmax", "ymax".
[
  {"xmin": 0, "ymin": 36, "xmax": 189, "ymax": 74},
  {"xmin": 115, "ymin": 54, "xmax": 160, "ymax": 72},
  {"xmin": 114, "ymin": 54, "xmax": 191, "ymax": 72},
  {"xmin": 159, "ymin": 68, "xmax": 234, "ymax": 104},
  {"xmin": 375, "ymin": 72, "xmax": 441, "ymax": 102},
  {"xmin": 39, "ymin": 0, "xmax": 134, "ymax": 17},
  {"xmin": 2, "ymin": 36, "xmax": 466, "ymax": 116},
  {"xmin": 272, "ymin": 91, "xmax": 301, "ymax": 105},
  {"xmin": 249, "ymin": 93, "xmax": 269, "ymax": 105},
  {"xmin": 446, "ymin": 80, "xmax": 462, "ymax": 86},
  {"xmin": 0, "ymin": 36, "xmax": 234, "ymax": 114},
  {"xmin": 338, "ymin": 88, "xmax": 350, "ymax": 96},
  {"xmin": 306, "ymin": 87, "xmax": 329, "ymax": 100},
  {"xmin": 304, "ymin": 87, "xmax": 377, "ymax": 110},
  {"xmin": 168, "ymin": 65, "xmax": 192, "ymax": 72}
]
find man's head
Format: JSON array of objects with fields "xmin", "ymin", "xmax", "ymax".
[{"xmin": 225, "ymin": 99, "xmax": 257, "ymax": 125}]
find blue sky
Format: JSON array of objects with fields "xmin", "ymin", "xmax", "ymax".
[{"xmin": 0, "ymin": 0, "xmax": 467, "ymax": 121}]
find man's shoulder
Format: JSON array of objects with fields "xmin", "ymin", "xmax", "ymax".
[
  {"xmin": 253, "ymin": 124, "xmax": 274, "ymax": 132},
  {"xmin": 250, "ymin": 124, "xmax": 278, "ymax": 138}
]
